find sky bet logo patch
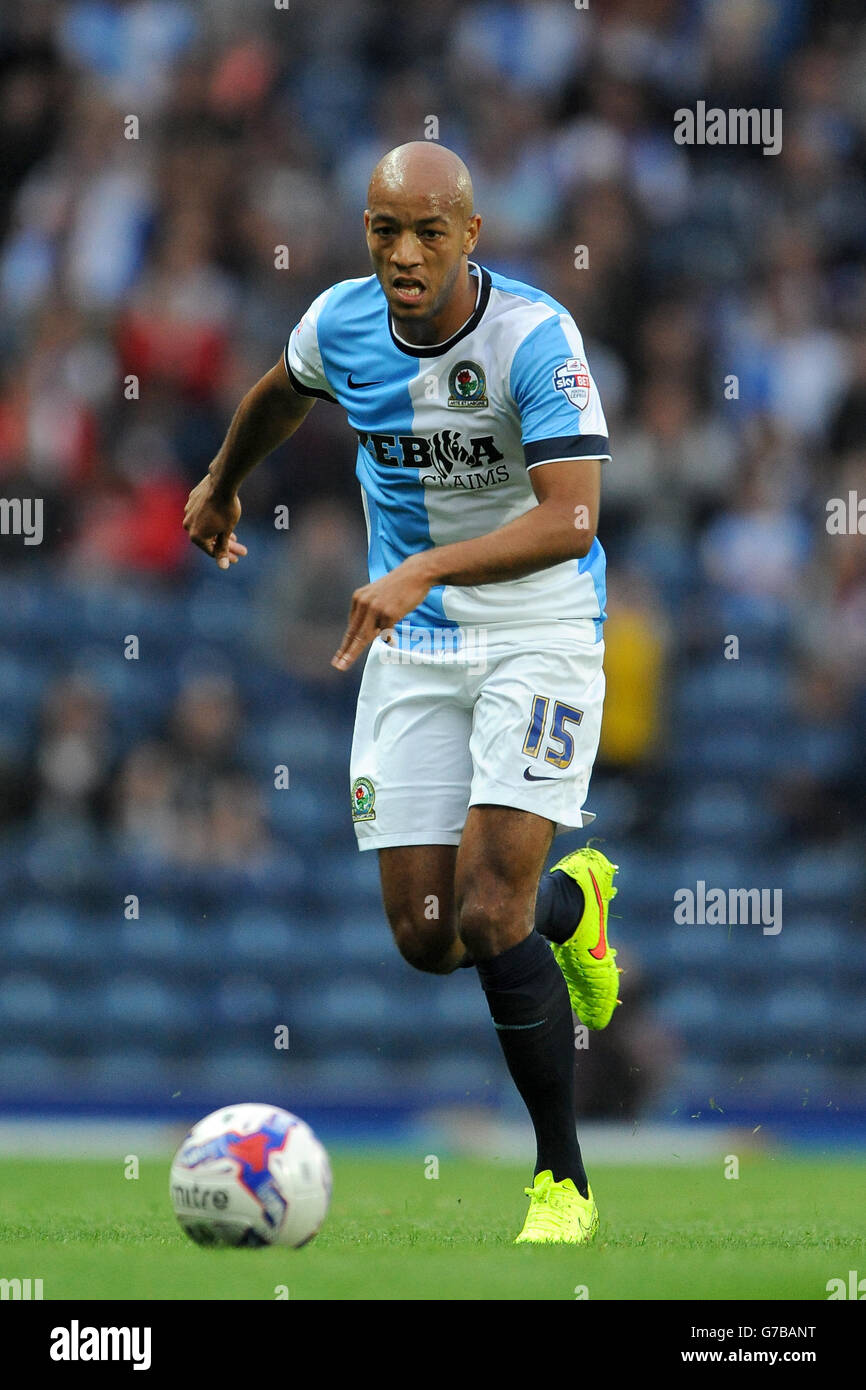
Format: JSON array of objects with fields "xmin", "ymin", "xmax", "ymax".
[
  {"xmin": 553, "ymin": 358, "xmax": 590, "ymax": 410},
  {"xmin": 448, "ymin": 361, "xmax": 487, "ymax": 408}
]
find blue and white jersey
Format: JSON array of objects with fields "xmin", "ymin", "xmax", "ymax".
[{"xmin": 284, "ymin": 262, "xmax": 611, "ymax": 642}]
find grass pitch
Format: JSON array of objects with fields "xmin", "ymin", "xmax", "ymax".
[{"xmin": 0, "ymin": 1153, "xmax": 860, "ymax": 1301}]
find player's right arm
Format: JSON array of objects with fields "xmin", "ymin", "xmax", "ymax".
[{"xmin": 183, "ymin": 359, "xmax": 315, "ymax": 569}]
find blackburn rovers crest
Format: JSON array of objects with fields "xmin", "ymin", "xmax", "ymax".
[
  {"xmin": 448, "ymin": 361, "xmax": 487, "ymax": 408},
  {"xmin": 351, "ymin": 776, "xmax": 376, "ymax": 822}
]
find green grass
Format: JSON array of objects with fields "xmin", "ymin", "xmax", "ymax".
[{"xmin": 0, "ymin": 1154, "xmax": 861, "ymax": 1300}]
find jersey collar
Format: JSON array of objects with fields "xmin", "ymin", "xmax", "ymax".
[{"xmin": 387, "ymin": 262, "xmax": 491, "ymax": 358}]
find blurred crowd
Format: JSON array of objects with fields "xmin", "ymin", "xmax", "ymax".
[{"xmin": 1, "ymin": 0, "xmax": 865, "ymax": 860}]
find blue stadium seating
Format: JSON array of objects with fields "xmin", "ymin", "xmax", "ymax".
[{"xmin": 0, "ymin": 560, "xmax": 863, "ymax": 1121}]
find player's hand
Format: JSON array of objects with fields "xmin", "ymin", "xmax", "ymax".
[
  {"xmin": 332, "ymin": 554, "xmax": 435, "ymax": 670},
  {"xmin": 183, "ymin": 476, "xmax": 247, "ymax": 570}
]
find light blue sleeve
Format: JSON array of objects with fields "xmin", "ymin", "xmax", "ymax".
[{"xmin": 510, "ymin": 312, "xmax": 611, "ymax": 468}]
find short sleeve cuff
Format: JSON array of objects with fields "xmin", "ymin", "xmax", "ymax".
[
  {"xmin": 523, "ymin": 434, "xmax": 611, "ymax": 468},
  {"xmin": 283, "ymin": 342, "xmax": 338, "ymax": 404}
]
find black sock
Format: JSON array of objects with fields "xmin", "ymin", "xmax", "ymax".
[
  {"xmin": 476, "ymin": 931, "xmax": 588, "ymax": 1195},
  {"xmin": 534, "ymin": 870, "xmax": 585, "ymax": 945}
]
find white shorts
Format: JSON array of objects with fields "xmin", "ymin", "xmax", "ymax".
[{"xmin": 349, "ymin": 619, "xmax": 605, "ymax": 851}]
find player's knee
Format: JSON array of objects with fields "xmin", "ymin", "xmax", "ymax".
[
  {"xmin": 457, "ymin": 888, "xmax": 518, "ymax": 959},
  {"xmin": 389, "ymin": 917, "xmax": 455, "ymax": 975}
]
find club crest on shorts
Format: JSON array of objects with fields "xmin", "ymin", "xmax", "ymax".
[
  {"xmin": 553, "ymin": 358, "xmax": 591, "ymax": 410},
  {"xmin": 351, "ymin": 776, "xmax": 376, "ymax": 822},
  {"xmin": 448, "ymin": 361, "xmax": 487, "ymax": 408}
]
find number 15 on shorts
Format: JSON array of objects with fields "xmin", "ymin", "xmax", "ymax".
[{"xmin": 522, "ymin": 695, "xmax": 584, "ymax": 770}]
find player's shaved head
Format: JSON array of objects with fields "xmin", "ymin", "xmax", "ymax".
[
  {"xmin": 364, "ymin": 141, "xmax": 481, "ymax": 345},
  {"xmin": 368, "ymin": 142, "xmax": 474, "ymax": 221}
]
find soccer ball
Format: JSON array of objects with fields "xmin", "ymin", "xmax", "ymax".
[{"xmin": 170, "ymin": 1103, "xmax": 332, "ymax": 1248}]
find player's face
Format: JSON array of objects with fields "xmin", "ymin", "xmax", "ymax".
[{"xmin": 364, "ymin": 191, "xmax": 480, "ymax": 329}]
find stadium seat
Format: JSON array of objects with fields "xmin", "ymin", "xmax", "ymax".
[
  {"xmin": 212, "ymin": 975, "xmax": 282, "ymax": 1027},
  {"xmin": 293, "ymin": 978, "xmax": 417, "ymax": 1043},
  {"xmin": 225, "ymin": 908, "xmax": 322, "ymax": 970},
  {"xmin": 0, "ymin": 973, "xmax": 59, "ymax": 1026},
  {"xmin": 101, "ymin": 976, "xmax": 195, "ymax": 1034},
  {"xmin": 676, "ymin": 661, "xmax": 792, "ymax": 729},
  {"xmin": 655, "ymin": 985, "xmax": 724, "ymax": 1033},
  {"xmin": 666, "ymin": 783, "xmax": 781, "ymax": 845},
  {"xmin": 0, "ymin": 1046, "xmax": 65, "ymax": 1092},
  {"xmin": 332, "ymin": 917, "xmax": 395, "ymax": 966},
  {"xmin": 6, "ymin": 906, "xmax": 82, "ymax": 966},
  {"xmin": 776, "ymin": 846, "xmax": 865, "ymax": 908},
  {"xmin": 84, "ymin": 1050, "xmax": 173, "ymax": 1095},
  {"xmin": 409, "ymin": 1054, "xmax": 497, "ymax": 1094}
]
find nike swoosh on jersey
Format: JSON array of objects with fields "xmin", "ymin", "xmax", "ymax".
[
  {"xmin": 347, "ymin": 373, "xmax": 383, "ymax": 389},
  {"xmin": 523, "ymin": 768, "xmax": 557, "ymax": 782},
  {"xmin": 587, "ymin": 868, "xmax": 607, "ymax": 958}
]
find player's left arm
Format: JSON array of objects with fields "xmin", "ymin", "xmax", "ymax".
[{"xmin": 332, "ymin": 457, "xmax": 600, "ymax": 670}]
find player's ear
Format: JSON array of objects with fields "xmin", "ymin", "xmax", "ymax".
[
  {"xmin": 363, "ymin": 210, "xmax": 371, "ymax": 233},
  {"xmin": 463, "ymin": 214, "xmax": 481, "ymax": 254}
]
